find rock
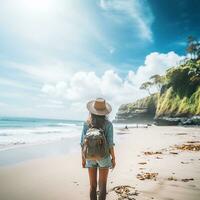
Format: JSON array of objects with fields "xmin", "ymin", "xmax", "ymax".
[
  {"xmin": 155, "ymin": 116, "xmax": 200, "ymax": 126},
  {"xmin": 154, "ymin": 117, "xmax": 182, "ymax": 126},
  {"xmin": 182, "ymin": 116, "xmax": 200, "ymax": 125}
]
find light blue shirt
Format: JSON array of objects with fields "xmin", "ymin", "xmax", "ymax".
[{"xmin": 80, "ymin": 120, "xmax": 115, "ymax": 148}]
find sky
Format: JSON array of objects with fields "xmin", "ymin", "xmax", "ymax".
[{"xmin": 0, "ymin": 0, "xmax": 200, "ymax": 120}]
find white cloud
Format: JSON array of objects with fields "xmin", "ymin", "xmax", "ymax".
[
  {"xmin": 99, "ymin": 0, "xmax": 154, "ymax": 41},
  {"xmin": 41, "ymin": 70, "xmax": 142, "ymax": 119},
  {"xmin": 40, "ymin": 51, "xmax": 184, "ymax": 119},
  {"xmin": 0, "ymin": 77, "xmax": 37, "ymax": 91},
  {"xmin": 128, "ymin": 51, "xmax": 184, "ymax": 86}
]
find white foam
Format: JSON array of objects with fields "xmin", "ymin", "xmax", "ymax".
[{"xmin": 0, "ymin": 125, "xmax": 82, "ymax": 149}]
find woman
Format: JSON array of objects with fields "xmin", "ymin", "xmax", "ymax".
[{"xmin": 80, "ymin": 98, "xmax": 116, "ymax": 200}]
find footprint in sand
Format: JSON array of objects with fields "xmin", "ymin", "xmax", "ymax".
[{"xmin": 73, "ymin": 181, "xmax": 79, "ymax": 186}]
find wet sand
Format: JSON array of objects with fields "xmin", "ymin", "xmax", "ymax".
[{"xmin": 0, "ymin": 126, "xmax": 200, "ymax": 200}]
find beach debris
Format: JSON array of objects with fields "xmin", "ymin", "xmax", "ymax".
[
  {"xmin": 112, "ymin": 185, "xmax": 138, "ymax": 200},
  {"xmin": 169, "ymin": 151, "xmax": 179, "ymax": 155},
  {"xmin": 161, "ymin": 148, "xmax": 168, "ymax": 151},
  {"xmin": 137, "ymin": 172, "xmax": 158, "ymax": 181},
  {"xmin": 175, "ymin": 144, "xmax": 200, "ymax": 151},
  {"xmin": 168, "ymin": 176, "xmax": 177, "ymax": 181},
  {"xmin": 167, "ymin": 177, "xmax": 194, "ymax": 182},
  {"xmin": 176, "ymin": 133, "xmax": 187, "ymax": 135},
  {"xmin": 13, "ymin": 141, "xmax": 26, "ymax": 145},
  {"xmin": 187, "ymin": 141, "xmax": 200, "ymax": 144},
  {"xmin": 181, "ymin": 161, "xmax": 189, "ymax": 164},
  {"xmin": 144, "ymin": 151, "xmax": 162, "ymax": 156},
  {"xmin": 116, "ymin": 132, "xmax": 130, "ymax": 135},
  {"xmin": 138, "ymin": 162, "xmax": 147, "ymax": 165},
  {"xmin": 155, "ymin": 156, "xmax": 162, "ymax": 159},
  {"xmin": 181, "ymin": 178, "xmax": 194, "ymax": 182}
]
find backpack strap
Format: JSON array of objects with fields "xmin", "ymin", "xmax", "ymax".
[{"xmin": 87, "ymin": 121, "xmax": 107, "ymax": 135}]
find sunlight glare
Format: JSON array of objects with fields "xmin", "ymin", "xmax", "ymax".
[{"xmin": 19, "ymin": 0, "xmax": 54, "ymax": 13}]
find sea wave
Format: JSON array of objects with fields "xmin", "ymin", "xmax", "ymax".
[{"xmin": 0, "ymin": 121, "xmax": 82, "ymax": 150}]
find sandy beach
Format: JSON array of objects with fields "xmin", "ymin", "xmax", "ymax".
[{"xmin": 0, "ymin": 125, "xmax": 200, "ymax": 200}]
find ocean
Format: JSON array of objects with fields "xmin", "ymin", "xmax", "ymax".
[
  {"xmin": 0, "ymin": 117, "xmax": 84, "ymax": 150},
  {"xmin": 0, "ymin": 117, "xmax": 144, "ymax": 165}
]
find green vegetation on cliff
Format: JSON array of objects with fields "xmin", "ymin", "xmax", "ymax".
[{"xmin": 156, "ymin": 59, "xmax": 200, "ymax": 117}]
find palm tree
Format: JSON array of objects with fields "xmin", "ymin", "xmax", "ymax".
[
  {"xmin": 140, "ymin": 81, "xmax": 153, "ymax": 95},
  {"xmin": 150, "ymin": 74, "xmax": 165, "ymax": 92},
  {"xmin": 186, "ymin": 36, "xmax": 200, "ymax": 60}
]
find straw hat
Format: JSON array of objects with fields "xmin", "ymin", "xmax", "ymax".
[{"xmin": 87, "ymin": 98, "xmax": 112, "ymax": 116}]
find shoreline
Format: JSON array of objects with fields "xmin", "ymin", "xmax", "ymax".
[
  {"xmin": 0, "ymin": 137, "xmax": 80, "ymax": 166},
  {"xmin": 0, "ymin": 126, "xmax": 200, "ymax": 200}
]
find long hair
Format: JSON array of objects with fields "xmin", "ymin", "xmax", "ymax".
[{"xmin": 87, "ymin": 113, "xmax": 107, "ymax": 129}]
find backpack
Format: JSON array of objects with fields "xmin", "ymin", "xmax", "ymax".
[{"xmin": 82, "ymin": 126, "xmax": 109, "ymax": 160}]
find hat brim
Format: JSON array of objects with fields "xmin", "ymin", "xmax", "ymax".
[{"xmin": 87, "ymin": 100, "xmax": 112, "ymax": 116}]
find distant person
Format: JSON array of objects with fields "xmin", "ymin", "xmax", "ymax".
[
  {"xmin": 125, "ymin": 125, "xmax": 128, "ymax": 129},
  {"xmin": 80, "ymin": 98, "xmax": 116, "ymax": 200}
]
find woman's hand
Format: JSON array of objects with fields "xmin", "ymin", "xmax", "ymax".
[
  {"xmin": 82, "ymin": 158, "xmax": 86, "ymax": 168},
  {"xmin": 111, "ymin": 157, "xmax": 116, "ymax": 169},
  {"xmin": 109, "ymin": 147, "xmax": 116, "ymax": 169}
]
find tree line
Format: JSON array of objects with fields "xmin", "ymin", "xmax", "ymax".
[{"xmin": 140, "ymin": 36, "xmax": 200, "ymax": 95}]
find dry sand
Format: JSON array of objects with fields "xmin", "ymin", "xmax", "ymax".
[{"xmin": 0, "ymin": 126, "xmax": 200, "ymax": 200}]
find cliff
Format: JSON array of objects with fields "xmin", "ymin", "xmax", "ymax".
[
  {"xmin": 114, "ymin": 59, "xmax": 200, "ymax": 125},
  {"xmin": 114, "ymin": 93, "xmax": 158, "ymax": 123}
]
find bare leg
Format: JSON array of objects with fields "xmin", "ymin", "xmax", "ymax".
[
  {"xmin": 98, "ymin": 168, "xmax": 109, "ymax": 200},
  {"xmin": 88, "ymin": 168, "xmax": 98, "ymax": 200}
]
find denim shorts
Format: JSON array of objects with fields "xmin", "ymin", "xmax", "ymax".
[{"xmin": 86, "ymin": 155, "xmax": 112, "ymax": 168}]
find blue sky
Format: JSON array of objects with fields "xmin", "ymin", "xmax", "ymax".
[{"xmin": 0, "ymin": 0, "xmax": 199, "ymax": 120}]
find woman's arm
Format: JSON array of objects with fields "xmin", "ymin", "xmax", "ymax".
[
  {"xmin": 107, "ymin": 122, "xmax": 116, "ymax": 168},
  {"xmin": 109, "ymin": 146, "xmax": 116, "ymax": 168},
  {"xmin": 80, "ymin": 122, "xmax": 88, "ymax": 168}
]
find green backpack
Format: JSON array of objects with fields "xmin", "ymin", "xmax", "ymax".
[{"xmin": 82, "ymin": 127, "xmax": 109, "ymax": 160}]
